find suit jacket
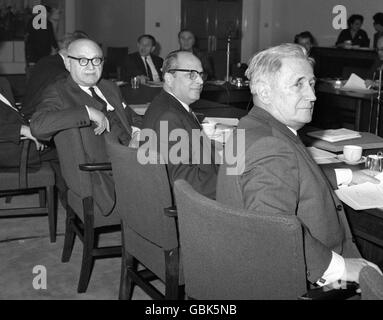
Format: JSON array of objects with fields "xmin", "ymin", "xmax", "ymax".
[
  {"xmin": 142, "ymin": 90, "xmax": 218, "ymax": 199},
  {"xmin": 0, "ymin": 77, "xmax": 45, "ymax": 168},
  {"xmin": 31, "ymin": 75, "xmax": 139, "ymax": 216},
  {"xmin": 335, "ymin": 28, "xmax": 370, "ymax": 47},
  {"xmin": 123, "ymin": 52, "xmax": 163, "ymax": 81},
  {"xmin": 22, "ymin": 54, "xmax": 68, "ymax": 120},
  {"xmin": 216, "ymin": 106, "xmax": 360, "ymax": 283}
]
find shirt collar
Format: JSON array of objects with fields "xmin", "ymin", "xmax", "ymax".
[{"xmin": 287, "ymin": 126, "xmax": 297, "ymax": 136}]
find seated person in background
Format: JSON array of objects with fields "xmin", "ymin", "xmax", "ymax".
[
  {"xmin": 365, "ymin": 35, "xmax": 383, "ymax": 89},
  {"xmin": 336, "ymin": 14, "xmax": 370, "ymax": 48},
  {"xmin": 178, "ymin": 29, "xmax": 214, "ymax": 80},
  {"xmin": 30, "ymin": 39, "xmax": 142, "ymax": 214},
  {"xmin": 217, "ymin": 43, "xmax": 382, "ymax": 288},
  {"xmin": 373, "ymin": 13, "xmax": 383, "ymax": 49},
  {"xmin": 123, "ymin": 34, "xmax": 163, "ymax": 83},
  {"xmin": 142, "ymin": 51, "xmax": 218, "ymax": 199},
  {"xmin": 294, "ymin": 31, "xmax": 316, "ymax": 55},
  {"xmin": 21, "ymin": 30, "xmax": 89, "ymax": 120},
  {"xmin": 0, "ymin": 77, "xmax": 52, "ymax": 168}
]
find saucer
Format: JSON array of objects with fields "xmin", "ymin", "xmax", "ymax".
[{"xmin": 337, "ymin": 155, "xmax": 366, "ymax": 165}]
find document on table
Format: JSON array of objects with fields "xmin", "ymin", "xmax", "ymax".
[
  {"xmin": 335, "ymin": 172, "xmax": 383, "ymax": 210},
  {"xmin": 203, "ymin": 117, "xmax": 239, "ymax": 127},
  {"xmin": 338, "ymin": 73, "xmax": 376, "ymax": 94},
  {"xmin": 306, "ymin": 147, "xmax": 341, "ymax": 164},
  {"xmin": 307, "ymin": 128, "xmax": 361, "ymax": 143}
]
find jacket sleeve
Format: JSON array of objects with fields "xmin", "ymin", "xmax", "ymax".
[
  {"xmin": 240, "ymin": 136, "xmax": 333, "ymax": 283},
  {"xmin": 30, "ymin": 84, "xmax": 91, "ymax": 141}
]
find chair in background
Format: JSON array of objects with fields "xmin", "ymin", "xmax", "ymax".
[
  {"xmin": 106, "ymin": 134, "xmax": 183, "ymax": 300},
  {"xmin": 0, "ymin": 140, "xmax": 57, "ymax": 242},
  {"xmin": 174, "ymin": 179, "xmax": 360, "ymax": 300},
  {"xmin": 54, "ymin": 128, "xmax": 121, "ymax": 293},
  {"xmin": 360, "ymin": 265, "xmax": 383, "ymax": 300},
  {"xmin": 103, "ymin": 47, "xmax": 129, "ymax": 80}
]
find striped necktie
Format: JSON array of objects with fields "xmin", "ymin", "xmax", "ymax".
[
  {"xmin": 89, "ymin": 87, "xmax": 107, "ymax": 113},
  {"xmin": 144, "ymin": 57, "xmax": 153, "ymax": 81}
]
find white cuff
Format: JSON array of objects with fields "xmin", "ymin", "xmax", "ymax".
[
  {"xmin": 335, "ymin": 168, "xmax": 353, "ymax": 188},
  {"xmin": 316, "ymin": 251, "xmax": 345, "ymax": 286}
]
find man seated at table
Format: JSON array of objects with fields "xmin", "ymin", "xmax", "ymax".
[
  {"xmin": 178, "ymin": 29, "xmax": 214, "ymax": 80},
  {"xmin": 365, "ymin": 35, "xmax": 383, "ymax": 89},
  {"xmin": 123, "ymin": 34, "xmax": 163, "ymax": 84},
  {"xmin": 294, "ymin": 31, "xmax": 316, "ymax": 56},
  {"xmin": 373, "ymin": 13, "xmax": 383, "ymax": 49},
  {"xmin": 21, "ymin": 30, "xmax": 89, "ymax": 120},
  {"xmin": 217, "ymin": 43, "xmax": 382, "ymax": 288},
  {"xmin": 30, "ymin": 39, "xmax": 142, "ymax": 214},
  {"xmin": 141, "ymin": 51, "xmax": 218, "ymax": 199}
]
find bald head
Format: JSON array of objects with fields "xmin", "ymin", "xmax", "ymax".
[{"xmin": 65, "ymin": 39, "xmax": 104, "ymax": 87}]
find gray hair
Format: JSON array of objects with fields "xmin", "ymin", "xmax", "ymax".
[{"xmin": 245, "ymin": 43, "xmax": 315, "ymax": 94}]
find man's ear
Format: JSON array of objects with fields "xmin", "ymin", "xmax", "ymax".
[
  {"xmin": 163, "ymin": 72, "xmax": 173, "ymax": 86},
  {"xmin": 64, "ymin": 56, "xmax": 71, "ymax": 72},
  {"xmin": 255, "ymin": 81, "xmax": 272, "ymax": 104},
  {"xmin": 150, "ymin": 46, "xmax": 155, "ymax": 54}
]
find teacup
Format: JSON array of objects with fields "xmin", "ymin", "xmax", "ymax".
[
  {"xmin": 202, "ymin": 123, "xmax": 216, "ymax": 136},
  {"xmin": 343, "ymin": 145, "xmax": 362, "ymax": 163}
]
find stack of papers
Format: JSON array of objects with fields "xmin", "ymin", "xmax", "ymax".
[
  {"xmin": 307, "ymin": 128, "xmax": 361, "ymax": 143},
  {"xmin": 335, "ymin": 172, "xmax": 383, "ymax": 210},
  {"xmin": 339, "ymin": 73, "xmax": 376, "ymax": 93},
  {"xmin": 306, "ymin": 147, "xmax": 340, "ymax": 164}
]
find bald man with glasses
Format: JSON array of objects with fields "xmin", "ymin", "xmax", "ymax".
[
  {"xmin": 30, "ymin": 39, "xmax": 142, "ymax": 215},
  {"xmin": 142, "ymin": 51, "xmax": 218, "ymax": 199}
]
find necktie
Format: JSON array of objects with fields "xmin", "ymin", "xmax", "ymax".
[
  {"xmin": 144, "ymin": 57, "xmax": 153, "ymax": 81},
  {"xmin": 89, "ymin": 87, "xmax": 107, "ymax": 114},
  {"xmin": 190, "ymin": 110, "xmax": 202, "ymax": 128}
]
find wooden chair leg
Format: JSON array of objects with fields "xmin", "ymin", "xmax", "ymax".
[
  {"xmin": 39, "ymin": 189, "xmax": 46, "ymax": 207},
  {"xmin": 119, "ymin": 228, "xmax": 134, "ymax": 300},
  {"xmin": 77, "ymin": 216, "xmax": 95, "ymax": 293},
  {"xmin": 164, "ymin": 248, "xmax": 180, "ymax": 300},
  {"xmin": 47, "ymin": 186, "xmax": 56, "ymax": 243},
  {"xmin": 61, "ymin": 206, "xmax": 76, "ymax": 262}
]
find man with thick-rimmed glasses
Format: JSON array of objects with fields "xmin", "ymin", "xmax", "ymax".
[
  {"xmin": 142, "ymin": 51, "xmax": 218, "ymax": 199},
  {"xmin": 30, "ymin": 38, "xmax": 142, "ymax": 215}
]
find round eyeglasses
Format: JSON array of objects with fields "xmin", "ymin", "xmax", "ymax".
[
  {"xmin": 68, "ymin": 55, "xmax": 104, "ymax": 67},
  {"xmin": 168, "ymin": 69, "xmax": 207, "ymax": 81}
]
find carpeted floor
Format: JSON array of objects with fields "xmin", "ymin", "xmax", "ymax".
[{"xmin": 0, "ymin": 193, "xmax": 162, "ymax": 300}]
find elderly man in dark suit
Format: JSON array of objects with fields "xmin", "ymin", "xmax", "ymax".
[
  {"xmin": 217, "ymin": 44, "xmax": 381, "ymax": 287},
  {"xmin": 123, "ymin": 34, "xmax": 163, "ymax": 83},
  {"xmin": 0, "ymin": 77, "xmax": 49, "ymax": 168},
  {"xmin": 21, "ymin": 30, "xmax": 88, "ymax": 120},
  {"xmin": 31, "ymin": 39, "xmax": 141, "ymax": 215},
  {"xmin": 142, "ymin": 51, "xmax": 218, "ymax": 199}
]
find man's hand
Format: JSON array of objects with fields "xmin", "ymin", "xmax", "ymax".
[
  {"xmin": 87, "ymin": 107, "xmax": 110, "ymax": 135},
  {"xmin": 341, "ymin": 258, "xmax": 382, "ymax": 283},
  {"xmin": 20, "ymin": 125, "xmax": 45, "ymax": 151},
  {"xmin": 351, "ymin": 169, "xmax": 380, "ymax": 185}
]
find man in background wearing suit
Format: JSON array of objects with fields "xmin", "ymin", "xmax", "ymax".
[
  {"xmin": 178, "ymin": 29, "xmax": 214, "ymax": 80},
  {"xmin": 142, "ymin": 51, "xmax": 218, "ymax": 199},
  {"xmin": 217, "ymin": 44, "xmax": 381, "ymax": 287},
  {"xmin": 31, "ymin": 39, "xmax": 141, "ymax": 215},
  {"xmin": 123, "ymin": 34, "xmax": 163, "ymax": 83},
  {"xmin": 21, "ymin": 31, "xmax": 88, "ymax": 120}
]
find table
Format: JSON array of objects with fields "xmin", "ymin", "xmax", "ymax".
[
  {"xmin": 322, "ymin": 162, "xmax": 383, "ymax": 266},
  {"xmin": 300, "ymin": 126, "xmax": 383, "ymax": 154},
  {"xmin": 119, "ymin": 84, "xmax": 249, "ymax": 120},
  {"xmin": 119, "ymin": 82, "xmax": 252, "ymax": 110},
  {"xmin": 312, "ymin": 81, "xmax": 378, "ymax": 134}
]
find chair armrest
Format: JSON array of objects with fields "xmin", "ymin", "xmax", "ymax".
[
  {"xmin": 299, "ymin": 282, "xmax": 360, "ymax": 300},
  {"xmin": 19, "ymin": 140, "xmax": 31, "ymax": 189},
  {"xmin": 79, "ymin": 162, "xmax": 112, "ymax": 171},
  {"xmin": 164, "ymin": 206, "xmax": 177, "ymax": 217}
]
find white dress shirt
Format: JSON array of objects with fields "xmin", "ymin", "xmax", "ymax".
[{"xmin": 141, "ymin": 55, "xmax": 160, "ymax": 82}]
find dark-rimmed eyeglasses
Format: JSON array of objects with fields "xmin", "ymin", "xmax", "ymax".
[
  {"xmin": 168, "ymin": 69, "xmax": 207, "ymax": 81},
  {"xmin": 68, "ymin": 55, "xmax": 104, "ymax": 67}
]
